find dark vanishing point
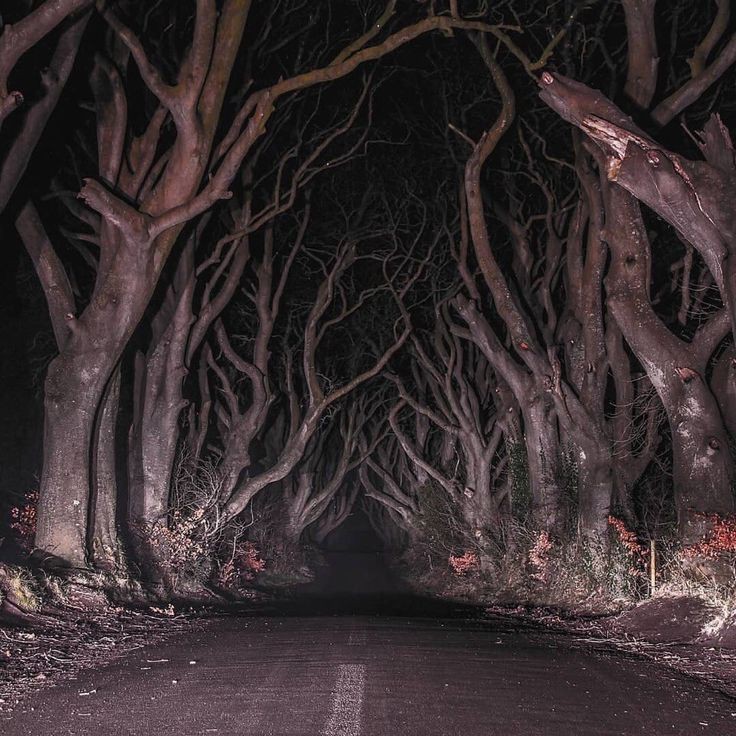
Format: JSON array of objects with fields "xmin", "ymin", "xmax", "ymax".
[{"xmin": 2, "ymin": 1, "xmax": 736, "ymax": 734}]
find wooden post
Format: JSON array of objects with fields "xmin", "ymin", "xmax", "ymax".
[{"xmin": 649, "ymin": 539, "xmax": 656, "ymax": 596}]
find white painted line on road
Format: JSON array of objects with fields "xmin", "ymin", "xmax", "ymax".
[{"xmin": 322, "ymin": 664, "xmax": 366, "ymax": 736}]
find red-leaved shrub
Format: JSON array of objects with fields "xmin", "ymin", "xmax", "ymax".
[
  {"xmin": 449, "ymin": 550, "xmax": 479, "ymax": 576},
  {"xmin": 528, "ymin": 530, "xmax": 553, "ymax": 581},
  {"xmin": 217, "ymin": 541, "xmax": 266, "ymax": 589},
  {"xmin": 608, "ymin": 515, "xmax": 648, "ymax": 572},
  {"xmin": 684, "ymin": 514, "xmax": 736, "ymax": 559},
  {"xmin": 10, "ymin": 491, "xmax": 38, "ymax": 554}
]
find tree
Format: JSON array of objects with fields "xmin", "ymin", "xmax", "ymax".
[
  {"xmin": 17, "ymin": 1, "xmax": 518, "ymax": 567},
  {"xmin": 539, "ymin": 62, "xmax": 736, "ymax": 538},
  {"xmin": 1, "ymin": 0, "xmax": 91, "ymax": 213}
]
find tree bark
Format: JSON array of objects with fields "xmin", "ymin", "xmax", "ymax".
[
  {"xmin": 90, "ymin": 366, "xmax": 121, "ymax": 570},
  {"xmin": 604, "ymin": 185, "xmax": 735, "ymax": 540},
  {"xmin": 522, "ymin": 396, "xmax": 564, "ymax": 534},
  {"xmin": 133, "ymin": 278, "xmax": 193, "ymax": 531},
  {"xmin": 36, "ymin": 349, "xmax": 106, "ymax": 566}
]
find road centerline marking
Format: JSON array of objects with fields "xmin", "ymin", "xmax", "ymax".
[{"xmin": 322, "ymin": 664, "xmax": 366, "ymax": 736}]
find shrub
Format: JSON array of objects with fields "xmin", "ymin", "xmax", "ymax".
[
  {"xmin": 449, "ymin": 551, "xmax": 479, "ymax": 576},
  {"xmin": 147, "ymin": 508, "xmax": 212, "ymax": 584},
  {"xmin": 490, "ymin": 518, "xmax": 648, "ymax": 606},
  {"xmin": 683, "ymin": 514, "xmax": 736, "ymax": 559},
  {"xmin": 245, "ymin": 493, "xmax": 310, "ymax": 580},
  {"xmin": 0, "ymin": 563, "xmax": 41, "ymax": 612},
  {"xmin": 216, "ymin": 540, "xmax": 266, "ymax": 591},
  {"xmin": 416, "ymin": 481, "xmax": 475, "ymax": 561},
  {"xmin": 608, "ymin": 515, "xmax": 648, "ymax": 571},
  {"xmin": 142, "ymin": 452, "xmax": 260, "ymax": 592},
  {"xmin": 9, "ymin": 491, "xmax": 38, "ymax": 554},
  {"xmin": 656, "ymin": 542, "xmax": 736, "ymax": 637},
  {"xmin": 528, "ymin": 530, "xmax": 553, "ymax": 582}
]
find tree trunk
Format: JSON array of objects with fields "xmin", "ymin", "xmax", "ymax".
[
  {"xmin": 134, "ymin": 329, "xmax": 189, "ymax": 529},
  {"xmin": 460, "ymin": 440, "xmax": 498, "ymax": 540},
  {"xmin": 670, "ymin": 391, "xmax": 734, "ymax": 540},
  {"xmin": 523, "ymin": 396, "xmax": 564, "ymax": 534},
  {"xmin": 90, "ymin": 366, "xmax": 121, "ymax": 569},
  {"xmin": 604, "ymin": 186, "xmax": 735, "ymax": 541},
  {"xmin": 35, "ymin": 351, "xmax": 106, "ymax": 567},
  {"xmin": 36, "ymin": 253, "xmax": 157, "ymax": 566},
  {"xmin": 711, "ymin": 346, "xmax": 736, "ymax": 437},
  {"xmin": 574, "ymin": 439, "xmax": 613, "ymax": 541},
  {"xmin": 218, "ymin": 427, "xmax": 255, "ymax": 504}
]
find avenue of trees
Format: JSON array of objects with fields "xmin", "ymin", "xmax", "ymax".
[{"xmin": 2, "ymin": 0, "xmax": 736, "ymax": 599}]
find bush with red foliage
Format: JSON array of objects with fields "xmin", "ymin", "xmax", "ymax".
[
  {"xmin": 684, "ymin": 514, "xmax": 736, "ymax": 559},
  {"xmin": 528, "ymin": 530, "xmax": 553, "ymax": 582},
  {"xmin": 9, "ymin": 491, "xmax": 38, "ymax": 554},
  {"xmin": 448, "ymin": 550, "xmax": 479, "ymax": 576},
  {"xmin": 217, "ymin": 541, "xmax": 266, "ymax": 590},
  {"xmin": 608, "ymin": 515, "xmax": 648, "ymax": 572}
]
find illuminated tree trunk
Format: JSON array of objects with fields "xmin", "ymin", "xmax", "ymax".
[
  {"xmin": 539, "ymin": 67, "xmax": 736, "ymax": 542},
  {"xmin": 133, "ymin": 279, "xmax": 194, "ymax": 532},
  {"xmin": 604, "ymin": 186, "xmax": 734, "ymax": 541},
  {"xmin": 90, "ymin": 366, "xmax": 121, "ymax": 569},
  {"xmin": 36, "ymin": 252, "xmax": 155, "ymax": 565},
  {"xmin": 36, "ymin": 361, "xmax": 101, "ymax": 566},
  {"xmin": 522, "ymin": 397, "xmax": 564, "ymax": 534}
]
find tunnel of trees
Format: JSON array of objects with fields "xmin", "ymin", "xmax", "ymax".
[{"xmin": 1, "ymin": 0, "xmax": 736, "ymax": 604}]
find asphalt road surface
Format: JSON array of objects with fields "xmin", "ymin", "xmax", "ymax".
[{"xmin": 3, "ymin": 553, "xmax": 736, "ymax": 736}]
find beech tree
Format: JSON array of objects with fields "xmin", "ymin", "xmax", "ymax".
[
  {"xmin": 277, "ymin": 396, "xmax": 376, "ymax": 553},
  {"xmin": 14, "ymin": 1, "xmax": 523, "ymax": 567},
  {"xmin": 539, "ymin": 0, "xmax": 736, "ymax": 539},
  {"xmin": 360, "ymin": 0, "xmax": 735, "ymax": 561},
  {"xmin": 387, "ymin": 305, "xmax": 509, "ymax": 541}
]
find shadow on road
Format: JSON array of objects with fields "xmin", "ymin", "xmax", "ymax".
[
  {"xmin": 251, "ymin": 549, "xmax": 485, "ymax": 619},
  {"xmin": 242, "ymin": 507, "xmax": 489, "ymax": 619},
  {"xmin": 304, "ymin": 550, "xmax": 429, "ymax": 614}
]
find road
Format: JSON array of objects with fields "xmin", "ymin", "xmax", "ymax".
[{"xmin": 3, "ymin": 553, "xmax": 736, "ymax": 735}]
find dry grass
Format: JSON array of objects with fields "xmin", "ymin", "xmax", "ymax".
[
  {"xmin": 653, "ymin": 551, "xmax": 736, "ymax": 638},
  {"xmin": 0, "ymin": 565, "xmax": 42, "ymax": 613},
  {"xmin": 0, "ymin": 565, "xmax": 200, "ymax": 713}
]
